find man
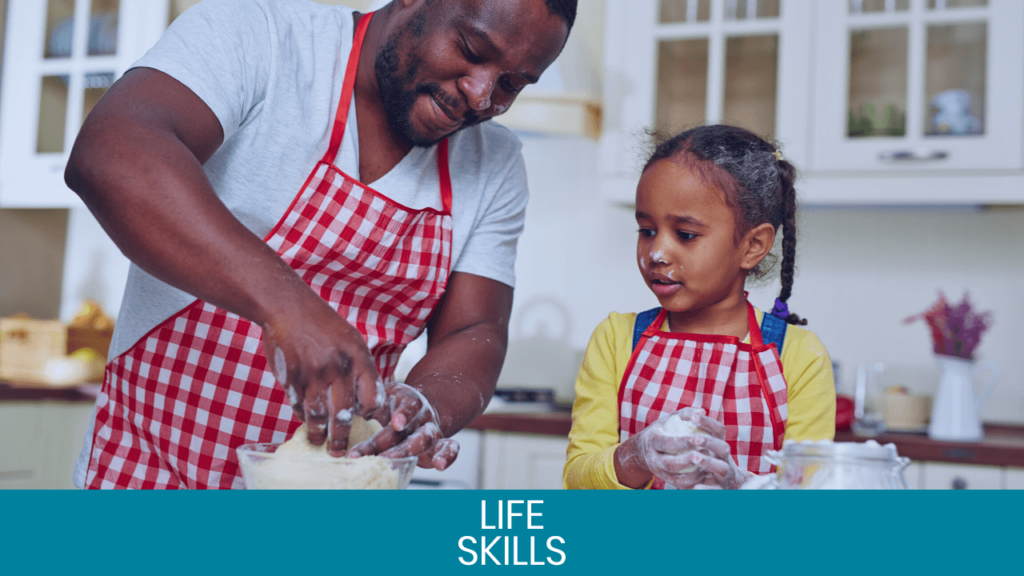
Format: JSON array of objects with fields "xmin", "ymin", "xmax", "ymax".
[{"xmin": 66, "ymin": 0, "xmax": 575, "ymax": 489}]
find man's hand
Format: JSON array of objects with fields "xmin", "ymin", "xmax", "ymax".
[
  {"xmin": 345, "ymin": 272, "xmax": 512, "ymax": 470},
  {"xmin": 261, "ymin": 297, "xmax": 385, "ymax": 457},
  {"xmin": 348, "ymin": 383, "xmax": 460, "ymax": 470}
]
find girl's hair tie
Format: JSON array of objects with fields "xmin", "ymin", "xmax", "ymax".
[
  {"xmin": 771, "ymin": 298, "xmax": 789, "ymax": 319},
  {"xmin": 773, "ymin": 149, "xmax": 784, "ymax": 162}
]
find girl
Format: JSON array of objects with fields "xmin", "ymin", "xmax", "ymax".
[{"xmin": 564, "ymin": 125, "xmax": 835, "ymax": 490}]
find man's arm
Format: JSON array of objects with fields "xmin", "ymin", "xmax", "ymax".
[
  {"xmin": 350, "ymin": 272, "xmax": 512, "ymax": 469},
  {"xmin": 65, "ymin": 68, "xmax": 384, "ymax": 452}
]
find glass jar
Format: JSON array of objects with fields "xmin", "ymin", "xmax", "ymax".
[{"xmin": 764, "ymin": 441, "xmax": 911, "ymax": 489}]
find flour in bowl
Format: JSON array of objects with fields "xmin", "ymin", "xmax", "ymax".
[{"xmin": 248, "ymin": 418, "xmax": 401, "ymax": 489}]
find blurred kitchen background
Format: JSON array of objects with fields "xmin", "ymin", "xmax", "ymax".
[{"xmin": 1, "ymin": 0, "xmax": 1022, "ymax": 490}]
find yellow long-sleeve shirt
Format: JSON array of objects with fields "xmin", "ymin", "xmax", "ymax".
[{"xmin": 564, "ymin": 308, "xmax": 836, "ymax": 490}]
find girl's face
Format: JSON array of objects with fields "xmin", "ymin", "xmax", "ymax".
[{"xmin": 635, "ymin": 159, "xmax": 754, "ymax": 314}]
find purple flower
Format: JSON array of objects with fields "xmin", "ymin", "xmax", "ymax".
[{"xmin": 904, "ymin": 292, "xmax": 992, "ymax": 360}]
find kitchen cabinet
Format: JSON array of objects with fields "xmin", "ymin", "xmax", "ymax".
[
  {"xmin": 903, "ymin": 461, "xmax": 922, "ymax": 489},
  {"xmin": 1003, "ymin": 468, "xmax": 1024, "ymax": 490},
  {"xmin": 600, "ymin": 0, "xmax": 813, "ymax": 203},
  {"xmin": 812, "ymin": 0, "xmax": 1023, "ymax": 174},
  {"xmin": 0, "ymin": 0, "xmax": 170, "ymax": 207},
  {"xmin": 0, "ymin": 400, "xmax": 94, "ymax": 489},
  {"xmin": 599, "ymin": 0, "xmax": 1024, "ymax": 204},
  {"xmin": 482, "ymin": 432, "xmax": 569, "ymax": 490},
  {"xmin": 921, "ymin": 461, "xmax": 1002, "ymax": 490}
]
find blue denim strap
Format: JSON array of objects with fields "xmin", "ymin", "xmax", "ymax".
[
  {"xmin": 760, "ymin": 311, "xmax": 788, "ymax": 352},
  {"xmin": 632, "ymin": 308, "xmax": 663, "ymax": 352}
]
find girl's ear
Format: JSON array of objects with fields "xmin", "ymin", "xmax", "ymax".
[{"xmin": 740, "ymin": 223, "xmax": 776, "ymax": 271}]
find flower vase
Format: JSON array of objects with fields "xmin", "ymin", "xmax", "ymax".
[{"xmin": 927, "ymin": 355, "xmax": 999, "ymax": 442}]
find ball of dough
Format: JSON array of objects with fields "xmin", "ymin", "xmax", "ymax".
[
  {"xmin": 276, "ymin": 417, "xmax": 383, "ymax": 457},
  {"xmin": 661, "ymin": 413, "xmax": 711, "ymax": 473}
]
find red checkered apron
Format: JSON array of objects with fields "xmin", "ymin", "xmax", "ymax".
[
  {"xmin": 85, "ymin": 13, "xmax": 453, "ymax": 489},
  {"xmin": 617, "ymin": 303, "xmax": 789, "ymax": 489}
]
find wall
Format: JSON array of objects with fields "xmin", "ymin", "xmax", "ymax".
[
  {"xmin": 0, "ymin": 209, "xmax": 67, "ymax": 319},
  {"xmin": 509, "ymin": 133, "xmax": 1024, "ymax": 424}
]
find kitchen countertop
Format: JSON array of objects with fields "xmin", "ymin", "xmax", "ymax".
[
  {"xmin": 6, "ymin": 382, "xmax": 1022, "ymax": 468},
  {"xmin": 468, "ymin": 410, "xmax": 1024, "ymax": 468},
  {"xmin": 0, "ymin": 381, "xmax": 99, "ymax": 402}
]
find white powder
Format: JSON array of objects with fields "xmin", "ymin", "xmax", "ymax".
[{"xmin": 247, "ymin": 419, "xmax": 400, "ymax": 489}]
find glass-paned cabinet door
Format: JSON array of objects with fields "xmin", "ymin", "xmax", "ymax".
[
  {"xmin": 811, "ymin": 0, "xmax": 1024, "ymax": 172},
  {"xmin": 0, "ymin": 0, "xmax": 170, "ymax": 207},
  {"xmin": 599, "ymin": 0, "xmax": 813, "ymax": 191}
]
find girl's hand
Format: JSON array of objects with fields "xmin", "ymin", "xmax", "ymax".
[
  {"xmin": 614, "ymin": 407, "xmax": 719, "ymax": 488},
  {"xmin": 614, "ymin": 407, "xmax": 750, "ymax": 490},
  {"xmin": 674, "ymin": 415, "xmax": 751, "ymax": 490}
]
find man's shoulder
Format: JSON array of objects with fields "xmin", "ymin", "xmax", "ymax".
[
  {"xmin": 170, "ymin": 0, "xmax": 353, "ymax": 35},
  {"xmin": 193, "ymin": 0, "xmax": 353, "ymax": 35}
]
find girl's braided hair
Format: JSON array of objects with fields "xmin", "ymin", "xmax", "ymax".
[{"xmin": 644, "ymin": 124, "xmax": 807, "ymax": 326}]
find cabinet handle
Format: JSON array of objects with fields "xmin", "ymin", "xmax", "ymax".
[
  {"xmin": 878, "ymin": 150, "xmax": 949, "ymax": 163},
  {"xmin": 951, "ymin": 476, "xmax": 968, "ymax": 490},
  {"xmin": 0, "ymin": 470, "xmax": 33, "ymax": 481}
]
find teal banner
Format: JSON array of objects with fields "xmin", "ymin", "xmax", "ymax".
[{"xmin": 1, "ymin": 491, "xmax": 1018, "ymax": 575}]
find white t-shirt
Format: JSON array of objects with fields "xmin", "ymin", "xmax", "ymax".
[{"xmin": 75, "ymin": 0, "xmax": 529, "ymax": 488}]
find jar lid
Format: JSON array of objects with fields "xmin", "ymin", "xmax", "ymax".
[{"xmin": 779, "ymin": 439, "xmax": 901, "ymax": 462}]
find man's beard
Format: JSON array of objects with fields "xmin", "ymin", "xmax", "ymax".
[{"xmin": 374, "ymin": 29, "xmax": 481, "ymax": 148}]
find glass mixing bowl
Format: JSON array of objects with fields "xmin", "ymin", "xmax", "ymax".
[
  {"xmin": 236, "ymin": 443, "xmax": 418, "ymax": 490},
  {"xmin": 765, "ymin": 440, "xmax": 911, "ymax": 489}
]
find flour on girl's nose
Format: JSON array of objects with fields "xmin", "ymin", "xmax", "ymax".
[{"xmin": 651, "ymin": 250, "xmax": 667, "ymax": 263}]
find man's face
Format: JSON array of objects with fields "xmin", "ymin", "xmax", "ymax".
[{"xmin": 375, "ymin": 0, "xmax": 569, "ymax": 147}]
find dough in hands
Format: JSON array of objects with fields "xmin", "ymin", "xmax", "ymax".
[{"xmin": 661, "ymin": 412, "xmax": 712, "ymax": 474}]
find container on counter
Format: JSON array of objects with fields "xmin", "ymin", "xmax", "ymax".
[{"xmin": 760, "ymin": 440, "xmax": 911, "ymax": 489}]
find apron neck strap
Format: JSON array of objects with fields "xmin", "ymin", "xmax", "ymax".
[
  {"xmin": 321, "ymin": 11, "xmax": 453, "ymax": 214},
  {"xmin": 747, "ymin": 301, "xmax": 765, "ymax": 347},
  {"xmin": 438, "ymin": 138, "xmax": 452, "ymax": 213},
  {"xmin": 643, "ymin": 308, "xmax": 669, "ymax": 338},
  {"xmin": 322, "ymin": 12, "xmax": 374, "ymax": 165}
]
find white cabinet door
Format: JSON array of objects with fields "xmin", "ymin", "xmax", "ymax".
[
  {"xmin": 811, "ymin": 0, "xmax": 1024, "ymax": 174},
  {"xmin": 903, "ymin": 461, "xmax": 922, "ymax": 489},
  {"xmin": 39, "ymin": 402, "xmax": 94, "ymax": 489},
  {"xmin": 0, "ymin": 401, "xmax": 95, "ymax": 489},
  {"xmin": 0, "ymin": 404, "xmax": 46, "ymax": 489},
  {"xmin": 1004, "ymin": 468, "xmax": 1024, "ymax": 490},
  {"xmin": 921, "ymin": 462, "xmax": 1003, "ymax": 490},
  {"xmin": 482, "ymin": 432, "xmax": 569, "ymax": 490},
  {"xmin": 0, "ymin": 0, "xmax": 170, "ymax": 207},
  {"xmin": 599, "ymin": 0, "xmax": 814, "ymax": 203}
]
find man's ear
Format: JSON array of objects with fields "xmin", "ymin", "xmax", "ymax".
[{"xmin": 740, "ymin": 223, "xmax": 776, "ymax": 271}]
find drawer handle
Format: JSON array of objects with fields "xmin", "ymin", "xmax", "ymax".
[
  {"xmin": 878, "ymin": 150, "xmax": 949, "ymax": 163},
  {"xmin": 951, "ymin": 476, "xmax": 968, "ymax": 490},
  {"xmin": 0, "ymin": 470, "xmax": 33, "ymax": 481}
]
